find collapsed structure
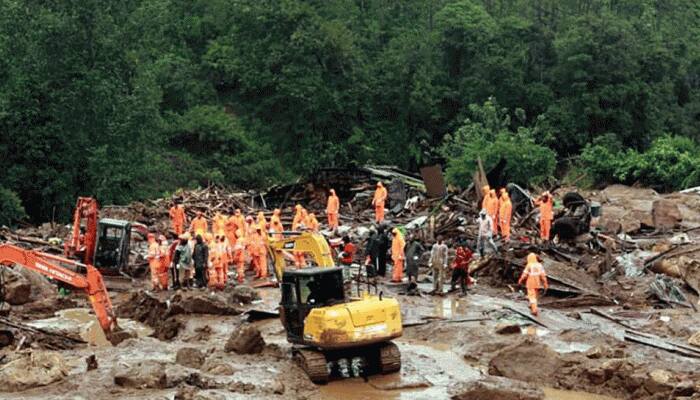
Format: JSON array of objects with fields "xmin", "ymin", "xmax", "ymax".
[{"xmin": 0, "ymin": 165, "xmax": 699, "ymax": 400}]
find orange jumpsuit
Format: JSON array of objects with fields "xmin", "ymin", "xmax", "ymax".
[
  {"xmin": 270, "ymin": 209, "xmax": 284, "ymax": 240},
  {"xmin": 190, "ymin": 216, "xmax": 208, "ymax": 238},
  {"xmin": 225, "ymin": 215, "xmax": 239, "ymax": 245},
  {"xmin": 518, "ymin": 253, "xmax": 548, "ymax": 316},
  {"xmin": 233, "ymin": 233, "xmax": 247, "ymax": 283},
  {"xmin": 209, "ymin": 240, "xmax": 229, "ymax": 289},
  {"xmin": 147, "ymin": 236, "xmax": 161, "ymax": 290},
  {"xmin": 306, "ymin": 213, "xmax": 320, "ymax": 232},
  {"xmin": 233, "ymin": 210, "xmax": 246, "ymax": 237},
  {"xmin": 292, "ymin": 206, "xmax": 306, "ymax": 266},
  {"xmin": 534, "ymin": 193, "xmax": 554, "ymax": 240},
  {"xmin": 169, "ymin": 205, "xmax": 186, "ymax": 235},
  {"xmin": 499, "ymin": 192, "xmax": 513, "ymax": 241},
  {"xmin": 208, "ymin": 244, "xmax": 222, "ymax": 289},
  {"xmin": 326, "ymin": 189, "xmax": 340, "ymax": 229},
  {"xmin": 257, "ymin": 212, "xmax": 269, "ymax": 240},
  {"xmin": 212, "ymin": 213, "xmax": 227, "ymax": 236},
  {"xmin": 486, "ymin": 189, "xmax": 499, "ymax": 226},
  {"xmin": 390, "ymin": 230, "xmax": 406, "ymax": 282},
  {"xmin": 248, "ymin": 231, "xmax": 267, "ymax": 278},
  {"xmin": 481, "ymin": 185, "xmax": 491, "ymax": 210},
  {"xmin": 158, "ymin": 239, "xmax": 171, "ymax": 290},
  {"xmin": 372, "ymin": 183, "xmax": 388, "ymax": 222}
]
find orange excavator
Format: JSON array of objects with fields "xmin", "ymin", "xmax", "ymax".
[
  {"xmin": 64, "ymin": 197, "xmax": 135, "ymax": 275},
  {"xmin": 0, "ymin": 243, "xmax": 120, "ymax": 337}
]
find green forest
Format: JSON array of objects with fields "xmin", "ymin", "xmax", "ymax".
[{"xmin": 3, "ymin": 0, "xmax": 700, "ymax": 224}]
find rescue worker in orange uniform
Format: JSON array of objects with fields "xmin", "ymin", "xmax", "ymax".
[
  {"xmin": 169, "ymin": 203, "xmax": 186, "ymax": 236},
  {"xmin": 306, "ymin": 213, "xmax": 320, "ymax": 232},
  {"xmin": 208, "ymin": 235, "xmax": 222, "ymax": 289},
  {"xmin": 390, "ymin": 228, "xmax": 406, "ymax": 282},
  {"xmin": 326, "ymin": 189, "xmax": 340, "ymax": 230},
  {"xmin": 270, "ymin": 209, "xmax": 284, "ymax": 240},
  {"xmin": 481, "ymin": 185, "xmax": 491, "ymax": 210},
  {"xmin": 212, "ymin": 212, "xmax": 227, "ymax": 236},
  {"xmin": 249, "ymin": 227, "xmax": 268, "ymax": 279},
  {"xmin": 209, "ymin": 234, "xmax": 229, "ymax": 289},
  {"xmin": 257, "ymin": 211, "xmax": 268, "ymax": 240},
  {"xmin": 534, "ymin": 191, "xmax": 554, "ymax": 241},
  {"xmin": 372, "ymin": 182, "xmax": 388, "ymax": 223},
  {"xmin": 499, "ymin": 189, "xmax": 512, "ymax": 241},
  {"xmin": 233, "ymin": 230, "xmax": 247, "ymax": 283},
  {"xmin": 225, "ymin": 214, "xmax": 239, "ymax": 246},
  {"xmin": 518, "ymin": 253, "xmax": 549, "ymax": 316},
  {"xmin": 147, "ymin": 233, "xmax": 161, "ymax": 291},
  {"xmin": 486, "ymin": 189, "xmax": 499, "ymax": 226},
  {"xmin": 190, "ymin": 211, "xmax": 208, "ymax": 237},
  {"xmin": 244, "ymin": 215, "xmax": 256, "ymax": 237},
  {"xmin": 292, "ymin": 204, "xmax": 304, "ymax": 231},
  {"xmin": 157, "ymin": 235, "xmax": 170, "ymax": 290},
  {"xmin": 233, "ymin": 209, "xmax": 246, "ymax": 237}
]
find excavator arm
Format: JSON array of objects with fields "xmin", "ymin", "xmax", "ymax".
[
  {"xmin": 268, "ymin": 231, "xmax": 335, "ymax": 281},
  {"xmin": 0, "ymin": 243, "xmax": 118, "ymax": 334},
  {"xmin": 64, "ymin": 197, "xmax": 99, "ymax": 265}
]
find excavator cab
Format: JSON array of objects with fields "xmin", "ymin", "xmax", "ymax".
[
  {"xmin": 280, "ymin": 267, "xmax": 345, "ymax": 344},
  {"xmin": 93, "ymin": 219, "xmax": 131, "ymax": 273}
]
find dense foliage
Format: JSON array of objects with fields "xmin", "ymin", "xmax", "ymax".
[{"xmin": 2, "ymin": 0, "xmax": 700, "ymax": 223}]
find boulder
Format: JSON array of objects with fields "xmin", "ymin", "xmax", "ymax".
[
  {"xmin": 0, "ymin": 351, "xmax": 68, "ymax": 392},
  {"xmin": 488, "ymin": 338, "xmax": 562, "ymax": 384},
  {"xmin": 228, "ymin": 285, "xmax": 260, "ymax": 304},
  {"xmin": 171, "ymin": 292, "xmax": 242, "ymax": 316},
  {"xmin": 2, "ymin": 266, "xmax": 32, "ymax": 305},
  {"xmin": 224, "ymin": 325, "xmax": 265, "ymax": 354},
  {"xmin": 645, "ymin": 369, "xmax": 674, "ymax": 394},
  {"xmin": 176, "ymin": 348, "xmax": 206, "ymax": 369},
  {"xmin": 113, "ymin": 360, "xmax": 167, "ymax": 389},
  {"xmin": 652, "ymin": 199, "xmax": 682, "ymax": 231},
  {"xmin": 449, "ymin": 376, "xmax": 544, "ymax": 400},
  {"xmin": 688, "ymin": 331, "xmax": 700, "ymax": 347},
  {"xmin": 495, "ymin": 323, "xmax": 522, "ymax": 335}
]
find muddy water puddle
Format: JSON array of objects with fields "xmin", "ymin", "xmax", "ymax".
[{"xmin": 27, "ymin": 308, "xmax": 152, "ymax": 346}]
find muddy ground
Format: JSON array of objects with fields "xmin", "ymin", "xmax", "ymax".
[{"xmin": 0, "ymin": 272, "xmax": 698, "ymax": 400}]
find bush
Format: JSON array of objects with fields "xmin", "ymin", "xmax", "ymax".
[
  {"xmin": 440, "ymin": 99, "xmax": 557, "ymax": 187},
  {"xmin": 581, "ymin": 135, "xmax": 700, "ymax": 191},
  {"xmin": 0, "ymin": 187, "xmax": 27, "ymax": 226}
]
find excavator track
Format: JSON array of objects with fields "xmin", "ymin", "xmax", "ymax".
[
  {"xmin": 378, "ymin": 342, "xmax": 401, "ymax": 374},
  {"xmin": 295, "ymin": 349, "xmax": 330, "ymax": 384}
]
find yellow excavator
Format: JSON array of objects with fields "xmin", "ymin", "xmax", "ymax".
[{"xmin": 268, "ymin": 232, "xmax": 402, "ymax": 383}]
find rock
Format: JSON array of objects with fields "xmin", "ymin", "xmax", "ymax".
[
  {"xmin": 115, "ymin": 291, "xmax": 182, "ymax": 340},
  {"xmin": 645, "ymin": 369, "xmax": 674, "ymax": 394},
  {"xmin": 488, "ymin": 338, "xmax": 562, "ymax": 384},
  {"xmin": 585, "ymin": 346, "xmax": 605, "ymax": 359},
  {"xmin": 171, "ymin": 292, "xmax": 242, "ymax": 316},
  {"xmin": 270, "ymin": 380, "xmax": 286, "ymax": 395},
  {"xmin": 16, "ymin": 267, "xmax": 55, "ymax": 300},
  {"xmin": 201, "ymin": 361, "xmax": 236, "ymax": 376},
  {"xmin": 86, "ymin": 354, "xmax": 98, "ymax": 371},
  {"xmin": 225, "ymin": 325, "xmax": 265, "ymax": 354},
  {"xmin": 113, "ymin": 360, "xmax": 167, "ymax": 389},
  {"xmin": 495, "ymin": 323, "xmax": 522, "ymax": 335},
  {"xmin": 449, "ymin": 375, "xmax": 545, "ymax": 400},
  {"xmin": 652, "ymin": 199, "xmax": 682, "ymax": 231},
  {"xmin": 624, "ymin": 372, "xmax": 648, "ymax": 393},
  {"xmin": 176, "ymin": 348, "xmax": 206, "ymax": 369},
  {"xmin": 586, "ymin": 367, "xmax": 607, "ymax": 384},
  {"xmin": 227, "ymin": 380, "xmax": 257, "ymax": 394},
  {"xmin": 673, "ymin": 381, "xmax": 697, "ymax": 397},
  {"xmin": 2, "ymin": 266, "xmax": 32, "ymax": 305},
  {"xmin": 0, "ymin": 351, "xmax": 68, "ymax": 392},
  {"xmin": 228, "ymin": 285, "xmax": 260, "ymax": 304},
  {"xmin": 688, "ymin": 331, "xmax": 700, "ymax": 347}
]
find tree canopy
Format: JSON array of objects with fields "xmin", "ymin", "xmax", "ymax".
[{"xmin": 2, "ymin": 0, "xmax": 700, "ymax": 224}]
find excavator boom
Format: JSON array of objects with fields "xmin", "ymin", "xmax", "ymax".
[
  {"xmin": 268, "ymin": 231, "xmax": 335, "ymax": 281},
  {"xmin": 64, "ymin": 197, "xmax": 99, "ymax": 265},
  {"xmin": 0, "ymin": 243, "xmax": 118, "ymax": 333}
]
